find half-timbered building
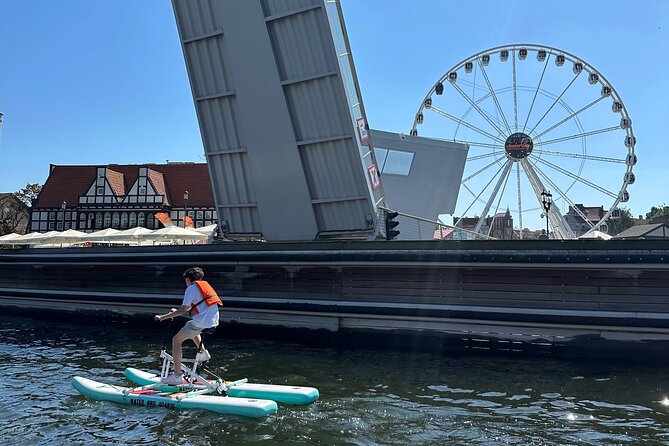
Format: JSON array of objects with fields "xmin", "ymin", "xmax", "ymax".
[{"xmin": 30, "ymin": 163, "xmax": 216, "ymax": 232}]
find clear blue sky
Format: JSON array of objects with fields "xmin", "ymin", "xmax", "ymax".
[{"xmin": 0, "ymin": 0, "xmax": 667, "ymax": 224}]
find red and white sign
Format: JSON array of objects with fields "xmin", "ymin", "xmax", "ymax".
[
  {"xmin": 356, "ymin": 117, "xmax": 368, "ymax": 144},
  {"xmin": 367, "ymin": 164, "xmax": 380, "ymax": 190}
]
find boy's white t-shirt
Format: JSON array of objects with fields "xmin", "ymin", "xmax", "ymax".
[{"xmin": 182, "ymin": 283, "xmax": 220, "ymax": 329}]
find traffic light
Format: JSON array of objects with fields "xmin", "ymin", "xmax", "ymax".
[{"xmin": 385, "ymin": 211, "xmax": 400, "ymax": 240}]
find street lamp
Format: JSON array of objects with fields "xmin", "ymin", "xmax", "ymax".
[
  {"xmin": 60, "ymin": 201, "xmax": 67, "ymax": 231},
  {"xmin": 183, "ymin": 190, "xmax": 189, "ymax": 227},
  {"xmin": 541, "ymin": 190, "xmax": 552, "ymax": 237}
]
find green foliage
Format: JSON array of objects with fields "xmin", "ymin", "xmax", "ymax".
[
  {"xmin": 606, "ymin": 208, "xmax": 634, "ymax": 236},
  {"xmin": 645, "ymin": 204, "xmax": 669, "ymax": 222},
  {"xmin": 15, "ymin": 183, "xmax": 42, "ymax": 207}
]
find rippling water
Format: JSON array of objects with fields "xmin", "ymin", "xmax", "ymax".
[{"xmin": 1, "ymin": 314, "xmax": 668, "ymax": 445}]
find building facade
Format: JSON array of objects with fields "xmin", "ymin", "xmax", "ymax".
[
  {"xmin": 564, "ymin": 204, "xmax": 606, "ymax": 237},
  {"xmin": 30, "ymin": 163, "xmax": 217, "ymax": 233},
  {"xmin": 452, "ymin": 209, "xmax": 514, "ymax": 240}
]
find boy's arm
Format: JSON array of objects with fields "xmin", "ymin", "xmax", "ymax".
[{"xmin": 154, "ymin": 305, "xmax": 191, "ymax": 321}]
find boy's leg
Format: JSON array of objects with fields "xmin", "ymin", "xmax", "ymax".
[
  {"xmin": 171, "ymin": 330, "xmax": 189, "ymax": 375},
  {"xmin": 192, "ymin": 334, "xmax": 203, "ymax": 351}
]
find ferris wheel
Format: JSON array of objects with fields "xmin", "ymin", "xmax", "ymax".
[{"xmin": 411, "ymin": 44, "xmax": 636, "ymax": 239}]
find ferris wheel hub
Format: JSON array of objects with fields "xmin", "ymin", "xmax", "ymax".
[{"xmin": 505, "ymin": 132, "xmax": 533, "ymax": 160}]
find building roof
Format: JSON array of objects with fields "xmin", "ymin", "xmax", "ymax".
[
  {"xmin": 613, "ymin": 223, "xmax": 669, "ymax": 239},
  {"xmin": 35, "ymin": 163, "xmax": 213, "ymax": 209}
]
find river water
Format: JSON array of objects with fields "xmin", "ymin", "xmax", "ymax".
[{"xmin": 1, "ymin": 314, "xmax": 668, "ymax": 445}]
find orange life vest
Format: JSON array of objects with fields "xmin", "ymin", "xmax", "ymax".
[{"xmin": 190, "ymin": 280, "xmax": 222, "ymax": 315}]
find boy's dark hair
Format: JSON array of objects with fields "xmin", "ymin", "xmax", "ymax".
[{"xmin": 183, "ymin": 267, "xmax": 205, "ymax": 281}]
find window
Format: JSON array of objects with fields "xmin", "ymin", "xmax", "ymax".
[
  {"xmin": 138, "ymin": 212, "xmax": 146, "ymax": 227},
  {"xmin": 139, "ymin": 186, "xmax": 146, "ymax": 195},
  {"xmin": 112, "ymin": 213, "xmax": 120, "ymax": 228},
  {"xmin": 129, "ymin": 212, "xmax": 137, "ymax": 227},
  {"xmin": 120, "ymin": 212, "xmax": 129, "ymax": 229},
  {"xmin": 97, "ymin": 187, "xmax": 104, "ymax": 195},
  {"xmin": 95, "ymin": 212, "xmax": 103, "ymax": 229},
  {"xmin": 196, "ymin": 211, "xmax": 203, "ymax": 220},
  {"xmin": 104, "ymin": 212, "xmax": 112, "ymax": 228},
  {"xmin": 374, "ymin": 148, "xmax": 414, "ymax": 176}
]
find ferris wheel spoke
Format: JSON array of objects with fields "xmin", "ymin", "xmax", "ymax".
[
  {"xmin": 533, "ymin": 149, "xmax": 626, "ymax": 164},
  {"xmin": 516, "ymin": 163, "xmax": 523, "ymax": 239},
  {"xmin": 534, "ymin": 126, "xmax": 619, "ymax": 147},
  {"xmin": 521, "ymin": 55, "xmax": 551, "ymax": 133},
  {"xmin": 477, "ymin": 60, "xmax": 512, "ymax": 134},
  {"xmin": 462, "ymin": 156, "xmax": 506, "ymax": 183},
  {"xmin": 450, "ymin": 82, "xmax": 507, "ymax": 136},
  {"xmin": 455, "ymin": 140, "xmax": 500, "ymax": 149},
  {"xmin": 512, "ymin": 50, "xmax": 518, "ymax": 132},
  {"xmin": 528, "ymin": 72, "xmax": 582, "ymax": 135},
  {"xmin": 428, "ymin": 106, "xmax": 504, "ymax": 143},
  {"xmin": 467, "ymin": 152, "xmax": 499, "ymax": 162},
  {"xmin": 483, "ymin": 161, "xmax": 513, "ymax": 235},
  {"xmin": 455, "ymin": 160, "xmax": 510, "ymax": 229},
  {"xmin": 535, "ymin": 157, "xmax": 618, "ymax": 198},
  {"xmin": 460, "ymin": 78, "xmax": 489, "ymax": 94},
  {"xmin": 534, "ymin": 96, "xmax": 606, "ymax": 139},
  {"xmin": 533, "ymin": 163, "xmax": 595, "ymax": 229}
]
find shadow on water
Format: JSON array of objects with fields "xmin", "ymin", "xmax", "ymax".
[{"xmin": 1, "ymin": 312, "xmax": 668, "ymax": 445}]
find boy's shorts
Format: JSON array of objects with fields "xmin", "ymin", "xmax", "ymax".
[{"xmin": 179, "ymin": 320, "xmax": 206, "ymax": 340}]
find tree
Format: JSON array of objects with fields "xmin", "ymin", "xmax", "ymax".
[
  {"xmin": 15, "ymin": 183, "xmax": 42, "ymax": 207},
  {"xmin": 606, "ymin": 208, "xmax": 634, "ymax": 236},
  {"xmin": 0, "ymin": 183, "xmax": 42, "ymax": 236},
  {"xmin": 0, "ymin": 193, "xmax": 29, "ymax": 235},
  {"xmin": 645, "ymin": 204, "xmax": 669, "ymax": 222}
]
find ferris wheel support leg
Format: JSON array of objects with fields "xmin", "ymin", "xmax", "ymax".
[{"xmin": 520, "ymin": 159, "xmax": 576, "ymax": 240}]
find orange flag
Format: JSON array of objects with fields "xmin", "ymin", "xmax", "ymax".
[
  {"xmin": 182, "ymin": 215, "xmax": 194, "ymax": 228},
  {"xmin": 154, "ymin": 212, "xmax": 173, "ymax": 227}
]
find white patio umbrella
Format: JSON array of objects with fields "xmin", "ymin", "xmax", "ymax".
[
  {"xmin": 40, "ymin": 229, "xmax": 88, "ymax": 245},
  {"xmin": 578, "ymin": 230, "xmax": 612, "ymax": 240},
  {"xmin": 194, "ymin": 224, "xmax": 218, "ymax": 235},
  {"xmin": 107, "ymin": 227, "xmax": 154, "ymax": 243},
  {"xmin": 10, "ymin": 231, "xmax": 58, "ymax": 245},
  {"xmin": 81, "ymin": 228, "xmax": 121, "ymax": 242},
  {"xmin": 142, "ymin": 226, "xmax": 210, "ymax": 242},
  {"xmin": 0, "ymin": 233, "xmax": 23, "ymax": 245}
]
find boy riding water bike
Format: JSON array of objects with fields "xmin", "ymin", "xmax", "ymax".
[{"xmin": 154, "ymin": 267, "xmax": 222, "ymax": 385}]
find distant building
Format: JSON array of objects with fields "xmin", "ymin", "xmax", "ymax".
[
  {"xmin": 612, "ymin": 223, "xmax": 669, "ymax": 239},
  {"xmin": 453, "ymin": 208, "xmax": 514, "ymax": 240},
  {"xmin": 564, "ymin": 204, "xmax": 605, "ymax": 237},
  {"xmin": 30, "ymin": 163, "xmax": 217, "ymax": 233},
  {"xmin": 0, "ymin": 193, "xmax": 29, "ymax": 235}
]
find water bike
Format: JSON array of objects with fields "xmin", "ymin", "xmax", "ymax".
[{"xmin": 72, "ymin": 346, "xmax": 319, "ymax": 418}]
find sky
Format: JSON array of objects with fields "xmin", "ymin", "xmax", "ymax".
[{"xmin": 0, "ymin": 0, "xmax": 667, "ymax": 228}]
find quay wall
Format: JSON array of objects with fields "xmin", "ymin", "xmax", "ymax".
[{"xmin": 1, "ymin": 239, "xmax": 668, "ymax": 360}]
